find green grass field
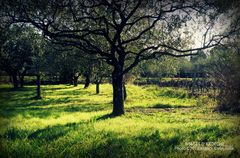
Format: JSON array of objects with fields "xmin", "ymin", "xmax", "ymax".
[{"xmin": 0, "ymin": 84, "xmax": 239, "ymax": 158}]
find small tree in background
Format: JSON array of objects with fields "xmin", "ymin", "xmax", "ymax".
[
  {"xmin": 31, "ymin": 33, "xmax": 46, "ymax": 99},
  {"xmin": 0, "ymin": 25, "xmax": 34, "ymax": 89},
  {"xmin": 92, "ymin": 60, "xmax": 112, "ymax": 94}
]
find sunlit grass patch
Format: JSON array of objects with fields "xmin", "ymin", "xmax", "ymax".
[{"xmin": 0, "ymin": 84, "xmax": 239, "ymax": 158}]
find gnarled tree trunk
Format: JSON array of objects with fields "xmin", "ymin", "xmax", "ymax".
[{"xmin": 112, "ymin": 66, "xmax": 124, "ymax": 116}]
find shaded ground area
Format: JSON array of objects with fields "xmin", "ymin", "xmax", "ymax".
[{"xmin": 0, "ymin": 84, "xmax": 239, "ymax": 158}]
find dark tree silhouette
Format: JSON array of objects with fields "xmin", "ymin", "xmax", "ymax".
[
  {"xmin": 1, "ymin": 0, "xmax": 237, "ymax": 115},
  {"xmin": 0, "ymin": 26, "xmax": 34, "ymax": 89}
]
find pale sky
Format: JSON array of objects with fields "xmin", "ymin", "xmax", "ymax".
[{"xmin": 183, "ymin": 13, "xmax": 231, "ymax": 51}]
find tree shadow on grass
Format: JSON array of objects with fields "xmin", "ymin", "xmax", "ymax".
[
  {"xmin": 1, "ymin": 97, "xmax": 72, "ymax": 109},
  {"xmin": 86, "ymin": 130, "xmax": 181, "ymax": 157},
  {"xmin": 0, "ymin": 102, "xmax": 111, "ymax": 118},
  {"xmin": 0, "ymin": 86, "xmax": 33, "ymax": 93},
  {"xmin": 95, "ymin": 113, "xmax": 117, "ymax": 121},
  {"xmin": 135, "ymin": 130, "xmax": 181, "ymax": 148},
  {"xmin": 152, "ymin": 103, "xmax": 195, "ymax": 109},
  {"xmin": 1, "ymin": 123, "xmax": 179, "ymax": 157},
  {"xmin": 126, "ymin": 104, "xmax": 195, "ymax": 114},
  {"xmin": 0, "ymin": 87, "xmax": 35, "ymax": 102},
  {"xmin": 27, "ymin": 123, "xmax": 78, "ymax": 141},
  {"xmin": 25, "ymin": 97, "xmax": 72, "ymax": 107},
  {"xmin": 1, "ymin": 87, "xmax": 95, "ymax": 109},
  {"xmin": 2, "ymin": 124, "xmax": 237, "ymax": 158},
  {"xmin": 0, "ymin": 107, "xmax": 55, "ymax": 118},
  {"xmin": 64, "ymin": 103, "xmax": 109, "ymax": 113},
  {"xmin": 1, "ymin": 122, "xmax": 80, "ymax": 141},
  {"xmin": 45, "ymin": 90, "xmax": 89, "ymax": 97}
]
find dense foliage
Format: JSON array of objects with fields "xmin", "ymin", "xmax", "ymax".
[{"xmin": 206, "ymin": 46, "xmax": 240, "ymax": 112}]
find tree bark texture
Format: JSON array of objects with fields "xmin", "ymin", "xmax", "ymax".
[{"xmin": 112, "ymin": 67, "xmax": 124, "ymax": 116}]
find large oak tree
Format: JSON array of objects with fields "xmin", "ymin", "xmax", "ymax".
[{"xmin": 1, "ymin": 0, "xmax": 237, "ymax": 115}]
